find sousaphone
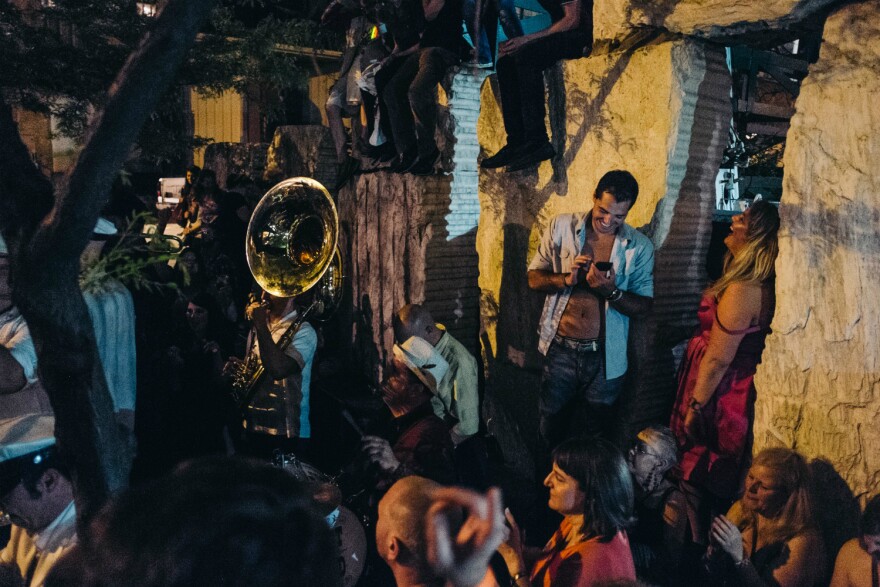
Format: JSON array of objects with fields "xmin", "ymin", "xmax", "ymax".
[{"xmin": 229, "ymin": 177, "xmax": 344, "ymax": 405}]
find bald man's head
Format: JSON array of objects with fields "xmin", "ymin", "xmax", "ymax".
[
  {"xmin": 375, "ymin": 476, "xmax": 443, "ymax": 577},
  {"xmin": 394, "ymin": 304, "xmax": 439, "ymax": 345}
]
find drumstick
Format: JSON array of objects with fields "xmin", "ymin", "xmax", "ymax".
[{"xmin": 341, "ymin": 409, "xmax": 365, "ymax": 438}]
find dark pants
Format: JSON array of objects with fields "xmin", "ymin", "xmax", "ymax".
[
  {"xmin": 379, "ymin": 47, "xmax": 460, "ymax": 158},
  {"xmin": 454, "ymin": 435, "xmax": 491, "ymax": 490},
  {"xmin": 538, "ymin": 339, "xmax": 623, "ymax": 451},
  {"xmin": 495, "ymin": 31, "xmax": 587, "ymax": 146},
  {"xmin": 463, "ymin": 0, "xmax": 524, "ymax": 64}
]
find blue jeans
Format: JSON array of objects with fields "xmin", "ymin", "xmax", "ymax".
[
  {"xmin": 463, "ymin": 0, "xmax": 524, "ymax": 64},
  {"xmin": 539, "ymin": 340, "xmax": 624, "ymax": 449}
]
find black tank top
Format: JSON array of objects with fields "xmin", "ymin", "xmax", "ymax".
[{"xmin": 420, "ymin": 0, "xmax": 466, "ymax": 56}]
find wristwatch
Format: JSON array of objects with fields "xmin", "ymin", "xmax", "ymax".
[{"xmin": 606, "ymin": 288, "xmax": 623, "ymax": 302}]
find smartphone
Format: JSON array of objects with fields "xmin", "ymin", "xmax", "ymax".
[{"xmin": 594, "ymin": 261, "xmax": 612, "ymax": 277}]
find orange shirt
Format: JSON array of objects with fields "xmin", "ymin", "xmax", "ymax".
[{"xmin": 531, "ymin": 519, "xmax": 636, "ymax": 587}]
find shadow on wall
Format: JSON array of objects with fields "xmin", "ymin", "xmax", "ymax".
[
  {"xmin": 810, "ymin": 458, "xmax": 861, "ymax": 579},
  {"xmin": 621, "ymin": 42, "xmax": 733, "ymax": 440}
]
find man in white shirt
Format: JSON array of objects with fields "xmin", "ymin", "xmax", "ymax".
[{"xmin": 226, "ymin": 291, "xmax": 317, "ymax": 459}]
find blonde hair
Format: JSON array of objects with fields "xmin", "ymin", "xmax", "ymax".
[
  {"xmin": 729, "ymin": 447, "xmax": 816, "ymax": 545},
  {"xmin": 707, "ymin": 200, "xmax": 780, "ymax": 299}
]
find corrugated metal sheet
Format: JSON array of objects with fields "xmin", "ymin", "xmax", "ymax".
[
  {"xmin": 190, "ymin": 88, "xmax": 243, "ymax": 166},
  {"xmin": 622, "ymin": 42, "xmax": 733, "ymax": 438}
]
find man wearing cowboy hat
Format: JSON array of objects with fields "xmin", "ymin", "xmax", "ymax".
[
  {"xmin": 393, "ymin": 304, "xmax": 489, "ymax": 488},
  {"xmin": 361, "ymin": 340, "xmax": 455, "ymax": 491},
  {"xmin": 0, "ymin": 414, "xmax": 76, "ymax": 587}
]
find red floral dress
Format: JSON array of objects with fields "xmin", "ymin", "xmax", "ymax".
[{"xmin": 670, "ymin": 283, "xmax": 774, "ymax": 500}]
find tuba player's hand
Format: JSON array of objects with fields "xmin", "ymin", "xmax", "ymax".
[{"xmin": 222, "ymin": 356, "xmax": 244, "ymax": 379}]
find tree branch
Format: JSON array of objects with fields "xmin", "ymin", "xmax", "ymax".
[
  {"xmin": 1, "ymin": 0, "xmax": 218, "ymax": 532},
  {"xmin": 39, "ymin": 0, "xmax": 218, "ymax": 266}
]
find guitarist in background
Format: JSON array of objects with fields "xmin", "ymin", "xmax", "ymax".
[{"xmin": 224, "ymin": 291, "xmax": 317, "ymax": 460}]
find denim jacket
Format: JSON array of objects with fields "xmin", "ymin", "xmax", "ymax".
[{"xmin": 528, "ymin": 212, "xmax": 654, "ymax": 380}]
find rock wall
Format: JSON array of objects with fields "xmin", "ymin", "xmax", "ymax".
[
  {"xmin": 594, "ymin": 0, "xmax": 837, "ymax": 42},
  {"xmin": 477, "ymin": 38, "xmax": 730, "ymax": 456},
  {"xmin": 753, "ymin": 0, "xmax": 880, "ymax": 498},
  {"xmin": 337, "ymin": 68, "xmax": 488, "ymax": 383}
]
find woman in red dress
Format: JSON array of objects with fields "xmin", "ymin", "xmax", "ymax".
[{"xmin": 670, "ymin": 200, "xmax": 781, "ymax": 545}]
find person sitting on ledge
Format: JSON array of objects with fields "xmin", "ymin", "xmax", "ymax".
[
  {"xmin": 830, "ymin": 494, "xmax": 880, "ymax": 587},
  {"xmin": 480, "ymin": 0, "xmax": 592, "ymax": 172},
  {"xmin": 377, "ymin": 0, "xmax": 468, "ymax": 175}
]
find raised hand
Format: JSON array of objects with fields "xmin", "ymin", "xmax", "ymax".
[{"xmin": 426, "ymin": 486, "xmax": 506, "ymax": 587}]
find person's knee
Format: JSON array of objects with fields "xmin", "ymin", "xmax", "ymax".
[{"xmin": 407, "ymin": 82, "xmax": 436, "ymax": 110}]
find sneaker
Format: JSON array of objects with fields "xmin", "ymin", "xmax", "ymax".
[
  {"xmin": 504, "ymin": 141, "xmax": 555, "ymax": 172},
  {"xmin": 480, "ymin": 143, "xmax": 523, "ymax": 169}
]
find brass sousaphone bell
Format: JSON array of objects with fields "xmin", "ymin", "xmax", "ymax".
[
  {"xmin": 230, "ymin": 177, "xmax": 343, "ymax": 404},
  {"xmin": 246, "ymin": 176, "xmax": 341, "ymax": 301}
]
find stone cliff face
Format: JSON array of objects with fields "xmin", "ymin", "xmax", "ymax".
[
  {"xmin": 594, "ymin": 0, "xmax": 838, "ymax": 42},
  {"xmin": 753, "ymin": 0, "xmax": 880, "ymax": 497}
]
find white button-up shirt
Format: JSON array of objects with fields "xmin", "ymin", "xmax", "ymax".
[{"xmin": 528, "ymin": 212, "xmax": 654, "ymax": 380}]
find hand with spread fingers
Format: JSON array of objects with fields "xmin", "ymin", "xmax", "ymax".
[
  {"xmin": 710, "ymin": 515, "xmax": 745, "ymax": 563},
  {"xmin": 426, "ymin": 486, "xmax": 506, "ymax": 587}
]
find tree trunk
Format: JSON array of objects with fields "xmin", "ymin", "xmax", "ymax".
[{"xmin": 0, "ymin": 0, "xmax": 217, "ymax": 532}]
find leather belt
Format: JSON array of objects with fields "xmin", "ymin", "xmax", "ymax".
[{"xmin": 552, "ymin": 334, "xmax": 601, "ymax": 352}]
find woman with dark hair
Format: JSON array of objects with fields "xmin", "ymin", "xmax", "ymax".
[
  {"xmin": 499, "ymin": 437, "xmax": 636, "ymax": 586},
  {"xmin": 830, "ymin": 494, "xmax": 880, "ymax": 587},
  {"xmin": 705, "ymin": 447, "xmax": 826, "ymax": 585},
  {"xmin": 670, "ymin": 200, "xmax": 781, "ymax": 539}
]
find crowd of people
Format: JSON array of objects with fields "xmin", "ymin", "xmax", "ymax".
[
  {"xmin": 320, "ymin": 0, "xmax": 594, "ymax": 183},
  {"xmin": 0, "ymin": 1, "xmax": 876, "ymax": 584},
  {"xmin": 2, "ymin": 160, "xmax": 877, "ymax": 587}
]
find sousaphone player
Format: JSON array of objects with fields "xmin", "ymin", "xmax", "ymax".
[{"xmin": 224, "ymin": 178, "xmax": 343, "ymax": 461}]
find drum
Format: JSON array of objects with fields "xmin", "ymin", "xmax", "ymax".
[
  {"xmin": 327, "ymin": 506, "xmax": 368, "ymax": 587},
  {"xmin": 274, "ymin": 453, "xmax": 367, "ymax": 587}
]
